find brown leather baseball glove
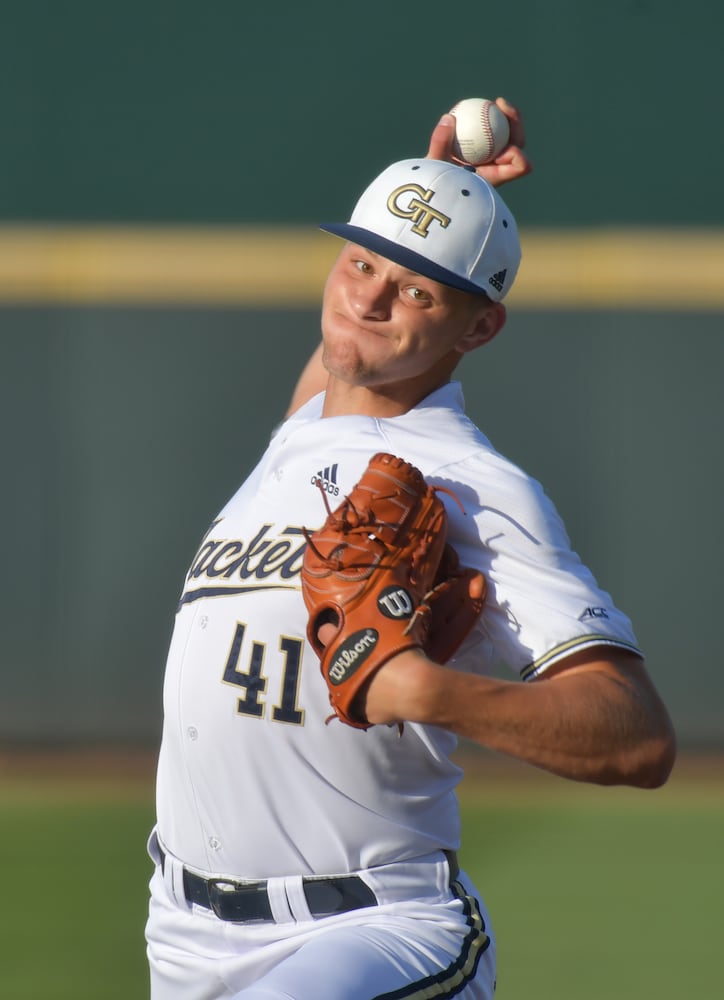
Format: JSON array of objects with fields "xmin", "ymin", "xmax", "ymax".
[{"xmin": 302, "ymin": 452, "xmax": 485, "ymax": 729}]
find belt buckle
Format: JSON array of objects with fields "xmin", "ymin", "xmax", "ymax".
[
  {"xmin": 206, "ymin": 878, "xmax": 273, "ymax": 922},
  {"xmin": 207, "ymin": 878, "xmax": 242, "ymax": 920}
]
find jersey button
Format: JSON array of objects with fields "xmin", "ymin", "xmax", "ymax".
[
  {"xmin": 187, "ymin": 726, "xmax": 198, "ymax": 741},
  {"xmin": 209, "ymin": 837, "xmax": 221, "ymax": 851}
]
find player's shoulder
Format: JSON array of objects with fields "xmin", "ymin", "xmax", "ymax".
[
  {"xmin": 388, "ymin": 392, "xmax": 567, "ymax": 544},
  {"xmin": 432, "ymin": 447, "xmax": 561, "ymax": 536},
  {"xmin": 381, "ymin": 382, "xmax": 490, "ymax": 465},
  {"xmin": 384, "ymin": 382, "xmax": 538, "ymax": 494}
]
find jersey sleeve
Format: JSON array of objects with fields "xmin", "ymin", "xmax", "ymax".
[{"xmin": 434, "ymin": 451, "xmax": 642, "ymax": 680}]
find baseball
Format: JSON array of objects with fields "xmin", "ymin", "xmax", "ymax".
[{"xmin": 449, "ymin": 97, "xmax": 510, "ymax": 166}]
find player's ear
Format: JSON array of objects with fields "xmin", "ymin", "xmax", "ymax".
[{"xmin": 456, "ymin": 301, "xmax": 506, "ymax": 354}]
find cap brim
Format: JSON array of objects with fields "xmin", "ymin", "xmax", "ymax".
[{"xmin": 319, "ymin": 223, "xmax": 489, "ymax": 298}]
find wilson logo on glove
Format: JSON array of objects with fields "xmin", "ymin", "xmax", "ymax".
[
  {"xmin": 301, "ymin": 452, "xmax": 486, "ymax": 730},
  {"xmin": 377, "ymin": 587, "xmax": 414, "ymax": 620},
  {"xmin": 328, "ymin": 629, "xmax": 379, "ymax": 685}
]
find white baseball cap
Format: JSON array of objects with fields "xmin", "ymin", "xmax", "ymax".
[{"xmin": 320, "ymin": 158, "xmax": 521, "ymax": 301}]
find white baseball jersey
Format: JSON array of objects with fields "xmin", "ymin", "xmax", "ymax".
[{"xmin": 154, "ymin": 380, "xmax": 640, "ymax": 880}]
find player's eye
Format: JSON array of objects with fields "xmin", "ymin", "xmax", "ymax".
[
  {"xmin": 406, "ymin": 285, "xmax": 432, "ymax": 303},
  {"xmin": 353, "ymin": 259, "xmax": 373, "ymax": 275}
]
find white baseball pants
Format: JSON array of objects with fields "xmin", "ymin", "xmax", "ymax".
[{"xmin": 145, "ymin": 839, "xmax": 496, "ymax": 999}]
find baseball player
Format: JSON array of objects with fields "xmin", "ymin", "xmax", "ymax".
[{"xmin": 145, "ymin": 101, "xmax": 676, "ymax": 999}]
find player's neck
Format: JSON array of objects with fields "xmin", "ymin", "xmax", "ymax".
[{"xmin": 321, "ymin": 373, "xmax": 450, "ymax": 419}]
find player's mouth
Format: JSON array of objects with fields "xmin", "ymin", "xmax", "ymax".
[{"xmin": 332, "ymin": 307, "xmax": 390, "ymax": 340}]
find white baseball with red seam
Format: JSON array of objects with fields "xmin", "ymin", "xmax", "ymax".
[{"xmin": 449, "ymin": 97, "xmax": 510, "ymax": 166}]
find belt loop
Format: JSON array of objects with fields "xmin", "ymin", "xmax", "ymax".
[
  {"xmin": 285, "ymin": 875, "xmax": 313, "ymax": 923},
  {"xmin": 163, "ymin": 851, "xmax": 190, "ymax": 911},
  {"xmin": 266, "ymin": 877, "xmax": 294, "ymax": 924}
]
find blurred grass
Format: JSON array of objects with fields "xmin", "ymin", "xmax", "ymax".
[
  {"xmin": 457, "ymin": 753, "xmax": 723, "ymax": 999},
  {"xmin": 0, "ymin": 752, "xmax": 156, "ymax": 1000},
  {"xmin": 0, "ymin": 751, "xmax": 721, "ymax": 999}
]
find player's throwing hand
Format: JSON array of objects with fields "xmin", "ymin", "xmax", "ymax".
[{"xmin": 427, "ymin": 96, "xmax": 533, "ymax": 187}]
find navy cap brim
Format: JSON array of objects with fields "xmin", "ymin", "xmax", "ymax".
[{"xmin": 319, "ymin": 223, "xmax": 490, "ymax": 298}]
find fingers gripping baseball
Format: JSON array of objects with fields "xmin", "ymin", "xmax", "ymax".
[
  {"xmin": 426, "ymin": 96, "xmax": 533, "ymax": 187},
  {"xmin": 301, "ymin": 454, "xmax": 486, "ymax": 730}
]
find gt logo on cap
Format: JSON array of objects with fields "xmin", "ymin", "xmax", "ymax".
[{"xmin": 386, "ymin": 184, "xmax": 451, "ymax": 238}]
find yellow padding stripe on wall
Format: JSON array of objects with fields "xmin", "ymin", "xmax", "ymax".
[{"xmin": 0, "ymin": 226, "xmax": 722, "ymax": 308}]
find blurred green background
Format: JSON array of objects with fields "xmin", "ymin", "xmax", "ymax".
[
  {"xmin": 1, "ymin": 1, "xmax": 722, "ymax": 997},
  {"xmin": 2, "ymin": 0, "xmax": 722, "ymax": 228},
  {"xmin": 1, "ymin": 0, "xmax": 722, "ymax": 749}
]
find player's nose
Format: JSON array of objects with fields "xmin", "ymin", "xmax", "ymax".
[{"xmin": 348, "ymin": 279, "xmax": 394, "ymax": 320}]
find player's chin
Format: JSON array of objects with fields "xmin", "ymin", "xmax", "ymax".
[{"xmin": 323, "ymin": 333, "xmax": 390, "ymax": 381}]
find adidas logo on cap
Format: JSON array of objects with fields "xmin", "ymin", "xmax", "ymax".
[{"xmin": 488, "ymin": 269, "xmax": 507, "ymax": 293}]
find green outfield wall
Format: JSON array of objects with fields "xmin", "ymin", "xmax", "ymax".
[
  {"xmin": 3, "ymin": 294, "xmax": 722, "ymax": 748},
  {"xmin": 1, "ymin": 1, "xmax": 722, "ymax": 228}
]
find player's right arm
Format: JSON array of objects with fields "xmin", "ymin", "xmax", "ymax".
[{"xmin": 285, "ymin": 340, "xmax": 325, "ymax": 416}]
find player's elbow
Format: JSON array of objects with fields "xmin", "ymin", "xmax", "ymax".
[
  {"xmin": 638, "ymin": 720, "xmax": 678, "ymax": 788},
  {"xmin": 606, "ymin": 656, "xmax": 678, "ymax": 788},
  {"xmin": 614, "ymin": 714, "xmax": 678, "ymax": 789}
]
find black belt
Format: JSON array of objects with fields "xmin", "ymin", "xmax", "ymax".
[
  {"xmin": 159, "ymin": 847, "xmax": 459, "ymax": 923},
  {"xmin": 159, "ymin": 847, "xmax": 377, "ymax": 922}
]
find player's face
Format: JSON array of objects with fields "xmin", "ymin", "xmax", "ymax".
[{"xmin": 320, "ymin": 244, "xmax": 504, "ymax": 409}]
